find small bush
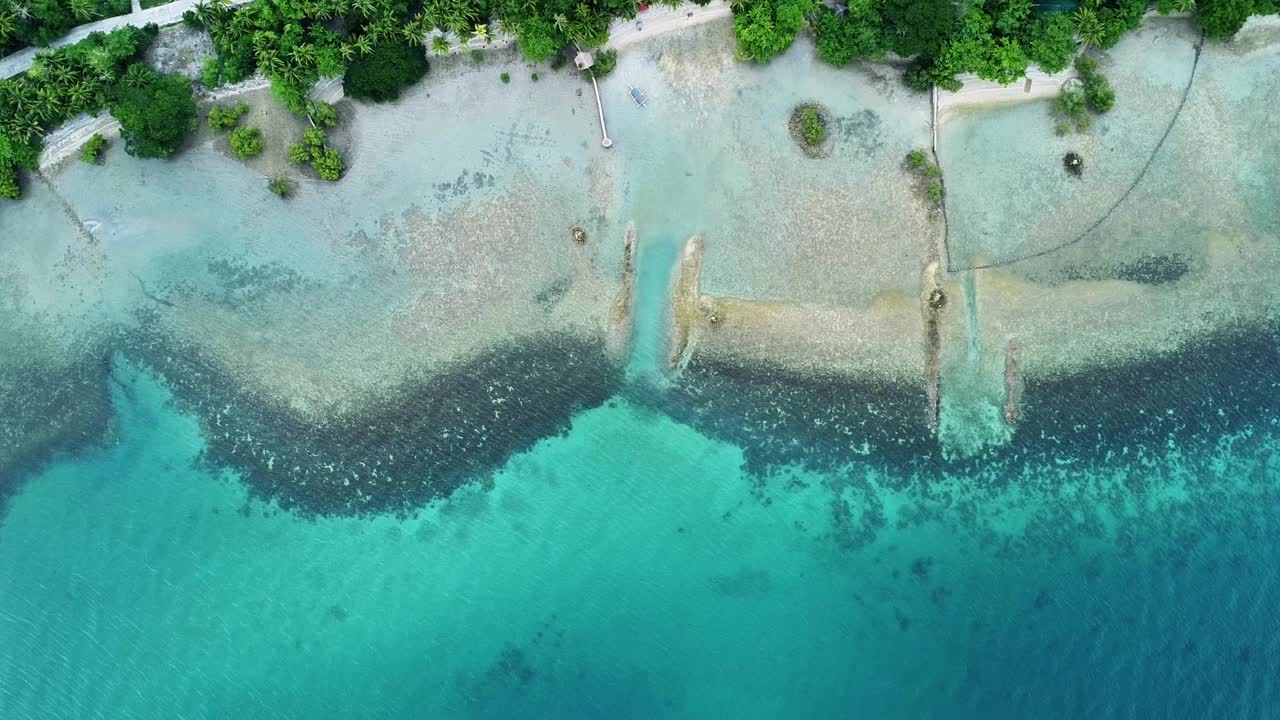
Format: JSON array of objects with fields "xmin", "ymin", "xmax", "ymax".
[
  {"xmin": 800, "ymin": 106, "xmax": 825, "ymax": 146},
  {"xmin": 1083, "ymin": 73, "xmax": 1115, "ymax": 113},
  {"xmin": 1055, "ymin": 120, "xmax": 1073, "ymax": 136},
  {"xmin": 926, "ymin": 178, "xmax": 943, "ymax": 202},
  {"xmin": 288, "ymin": 142, "xmax": 311, "ymax": 164},
  {"xmin": 1074, "ymin": 54, "xmax": 1100, "ymax": 77},
  {"xmin": 907, "ymin": 149, "xmax": 928, "ymax": 168},
  {"xmin": 312, "ymin": 148, "xmax": 345, "ymax": 181},
  {"xmin": 229, "ymin": 127, "xmax": 264, "ymax": 158},
  {"xmin": 550, "ymin": 53, "xmax": 567, "ymax": 71},
  {"xmin": 307, "ymin": 101, "xmax": 338, "ymax": 128},
  {"xmin": 471, "ymin": 49, "xmax": 484, "ymax": 63},
  {"xmin": 0, "ymin": 164, "xmax": 20, "ymax": 199},
  {"xmin": 303, "ymin": 126, "xmax": 327, "ymax": 150},
  {"xmin": 500, "ymin": 72, "xmax": 510, "ymax": 83},
  {"xmin": 80, "ymin": 134, "xmax": 107, "ymax": 164},
  {"xmin": 268, "ymin": 177, "xmax": 292, "ymax": 197},
  {"xmin": 208, "ymin": 103, "xmax": 249, "ymax": 131},
  {"xmin": 531, "ymin": 72, "xmax": 539, "ymax": 81}
]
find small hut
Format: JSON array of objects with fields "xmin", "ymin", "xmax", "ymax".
[{"xmin": 574, "ymin": 51, "xmax": 595, "ymax": 71}]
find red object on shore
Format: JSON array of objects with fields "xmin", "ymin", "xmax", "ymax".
[{"xmin": 638, "ymin": 3, "xmax": 649, "ymax": 10}]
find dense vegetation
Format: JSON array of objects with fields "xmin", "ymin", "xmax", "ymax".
[
  {"xmin": 0, "ymin": 0, "xmax": 131, "ymax": 55},
  {"xmin": 783, "ymin": 0, "xmax": 1277, "ymax": 89},
  {"xmin": 343, "ymin": 37, "xmax": 429, "ymax": 101},
  {"xmin": 110, "ymin": 65, "xmax": 197, "ymax": 157},
  {"xmin": 0, "ymin": 25, "xmax": 165, "ymax": 198}
]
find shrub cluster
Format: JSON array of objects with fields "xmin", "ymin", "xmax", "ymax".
[
  {"xmin": 80, "ymin": 133, "xmax": 106, "ymax": 164},
  {"xmin": 800, "ymin": 106, "xmax": 825, "ymax": 146},
  {"xmin": 1055, "ymin": 55, "xmax": 1114, "ymax": 134},
  {"xmin": 229, "ymin": 126, "xmax": 264, "ymax": 158},
  {"xmin": 208, "ymin": 103, "xmax": 249, "ymax": 131},
  {"xmin": 906, "ymin": 149, "xmax": 945, "ymax": 211},
  {"xmin": 289, "ymin": 125, "xmax": 345, "ymax": 181},
  {"xmin": 268, "ymin": 176, "xmax": 291, "ymax": 197}
]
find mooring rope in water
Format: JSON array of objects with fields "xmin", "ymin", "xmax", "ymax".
[{"xmin": 944, "ymin": 33, "xmax": 1205, "ymax": 273}]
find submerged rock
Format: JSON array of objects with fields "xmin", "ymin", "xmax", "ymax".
[{"xmin": 1064, "ymin": 152, "xmax": 1084, "ymax": 178}]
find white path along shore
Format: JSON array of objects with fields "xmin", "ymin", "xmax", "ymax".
[{"xmin": 0, "ymin": 0, "xmax": 254, "ymax": 79}]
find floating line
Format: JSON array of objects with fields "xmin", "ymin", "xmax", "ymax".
[{"xmin": 944, "ymin": 35, "xmax": 1205, "ymax": 273}]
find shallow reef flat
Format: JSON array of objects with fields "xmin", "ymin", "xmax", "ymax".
[{"xmin": 663, "ymin": 318, "xmax": 1280, "ymax": 481}]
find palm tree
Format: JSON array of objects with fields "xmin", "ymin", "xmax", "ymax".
[
  {"xmin": 353, "ymin": 34, "xmax": 373, "ymax": 55},
  {"xmin": 121, "ymin": 64, "xmax": 156, "ymax": 89},
  {"xmin": 1073, "ymin": 7, "xmax": 1106, "ymax": 48},
  {"xmin": 69, "ymin": 0, "xmax": 97, "ymax": 17},
  {"xmin": 552, "ymin": 13, "xmax": 568, "ymax": 32},
  {"xmin": 289, "ymin": 42, "xmax": 316, "ymax": 66},
  {"xmin": 339, "ymin": 42, "xmax": 356, "ymax": 60},
  {"xmin": 66, "ymin": 82, "xmax": 94, "ymax": 110},
  {"xmin": 471, "ymin": 23, "xmax": 488, "ymax": 44},
  {"xmin": 431, "ymin": 35, "xmax": 450, "ymax": 54},
  {"xmin": 1175, "ymin": 0, "xmax": 1195, "ymax": 11},
  {"xmin": 0, "ymin": 11, "xmax": 17, "ymax": 44}
]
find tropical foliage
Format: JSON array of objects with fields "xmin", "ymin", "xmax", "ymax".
[
  {"xmin": 110, "ymin": 66, "xmax": 197, "ymax": 157},
  {"xmin": 0, "ymin": 0, "xmax": 131, "ymax": 54},
  {"xmin": 79, "ymin": 132, "xmax": 105, "ymax": 163},
  {"xmin": 229, "ymin": 125, "xmax": 264, "ymax": 157},
  {"xmin": 343, "ymin": 37, "xmax": 429, "ymax": 101},
  {"xmin": 208, "ymin": 102, "xmax": 249, "ymax": 130},
  {"xmin": 1054, "ymin": 55, "xmax": 1113, "ymax": 133},
  {"xmin": 0, "ymin": 25, "xmax": 156, "ymax": 199},
  {"xmin": 291, "ymin": 124, "xmax": 344, "ymax": 180},
  {"xmin": 812, "ymin": 1, "xmax": 885, "ymax": 66},
  {"xmin": 583, "ymin": 47, "xmax": 616, "ymax": 78},
  {"xmin": 799, "ymin": 105, "xmax": 823, "ymax": 145},
  {"xmin": 732, "ymin": 0, "xmax": 816, "ymax": 63}
]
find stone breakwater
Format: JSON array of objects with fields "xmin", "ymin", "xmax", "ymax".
[{"xmin": 121, "ymin": 324, "xmax": 624, "ymax": 517}]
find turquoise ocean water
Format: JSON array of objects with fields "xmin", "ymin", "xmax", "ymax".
[
  {"xmin": 3, "ymin": 279, "xmax": 1279, "ymax": 718},
  {"xmin": 4, "ymin": 24, "xmax": 1280, "ymax": 720}
]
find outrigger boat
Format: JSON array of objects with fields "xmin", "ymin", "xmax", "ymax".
[{"xmin": 627, "ymin": 83, "xmax": 649, "ymax": 108}]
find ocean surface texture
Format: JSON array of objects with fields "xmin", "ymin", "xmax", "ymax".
[{"xmin": 3, "ymin": 18, "xmax": 1280, "ymax": 720}]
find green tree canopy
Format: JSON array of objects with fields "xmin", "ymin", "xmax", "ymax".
[
  {"xmin": 110, "ymin": 68, "xmax": 197, "ymax": 158},
  {"xmin": 343, "ymin": 38, "xmax": 430, "ymax": 102},
  {"xmin": 813, "ymin": 1, "xmax": 886, "ymax": 67}
]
